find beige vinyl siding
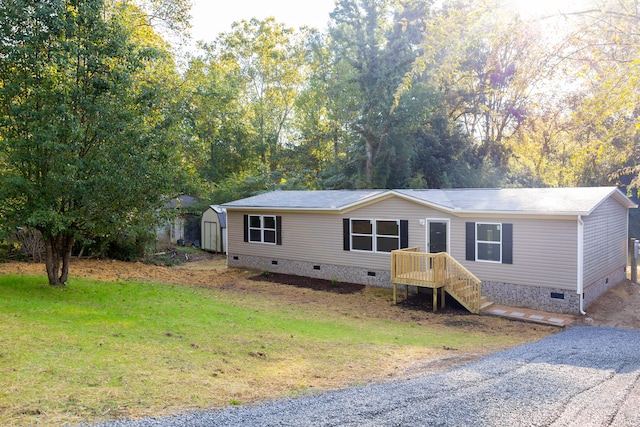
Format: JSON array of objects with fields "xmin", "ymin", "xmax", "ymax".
[
  {"xmin": 583, "ymin": 197, "xmax": 628, "ymax": 286},
  {"xmin": 228, "ymin": 210, "xmax": 392, "ymax": 268},
  {"xmin": 226, "ymin": 198, "xmax": 446, "ymax": 271},
  {"xmin": 227, "ymin": 196, "xmax": 581, "ymax": 289},
  {"xmin": 452, "ymin": 216, "xmax": 578, "ymax": 290},
  {"xmin": 344, "ymin": 196, "xmax": 447, "ymax": 251}
]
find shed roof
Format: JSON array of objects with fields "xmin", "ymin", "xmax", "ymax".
[
  {"xmin": 205, "ymin": 205, "xmax": 227, "ymax": 228},
  {"xmin": 222, "ymin": 187, "xmax": 636, "ymax": 216}
]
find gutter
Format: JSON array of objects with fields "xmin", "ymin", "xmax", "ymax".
[{"xmin": 577, "ymin": 215, "xmax": 586, "ymax": 315}]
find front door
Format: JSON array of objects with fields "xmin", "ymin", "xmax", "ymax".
[{"xmin": 427, "ymin": 220, "xmax": 448, "ymax": 253}]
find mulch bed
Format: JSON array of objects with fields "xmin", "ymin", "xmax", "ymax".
[
  {"xmin": 250, "ymin": 272, "xmax": 472, "ymax": 314},
  {"xmin": 249, "ymin": 272, "xmax": 366, "ymax": 294},
  {"xmin": 396, "ymin": 292, "xmax": 472, "ymax": 315}
]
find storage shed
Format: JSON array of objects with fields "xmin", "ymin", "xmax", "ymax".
[
  {"xmin": 201, "ymin": 205, "xmax": 227, "ymax": 253},
  {"xmin": 156, "ymin": 195, "xmax": 201, "ymax": 249}
]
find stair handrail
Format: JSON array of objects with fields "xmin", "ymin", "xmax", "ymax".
[{"xmin": 441, "ymin": 252, "xmax": 482, "ymax": 313}]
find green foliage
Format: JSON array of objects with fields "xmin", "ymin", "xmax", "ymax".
[
  {"xmin": 0, "ymin": 0, "xmax": 184, "ymax": 284},
  {"xmin": 5, "ymin": 0, "xmax": 640, "ymax": 253},
  {"xmin": 0, "ymin": 241, "xmax": 23, "ymax": 263},
  {"xmin": 90, "ymin": 231, "xmax": 155, "ymax": 262}
]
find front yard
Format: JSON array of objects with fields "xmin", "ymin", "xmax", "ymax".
[{"xmin": 0, "ymin": 257, "xmax": 556, "ymax": 426}]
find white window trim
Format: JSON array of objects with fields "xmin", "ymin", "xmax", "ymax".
[
  {"xmin": 476, "ymin": 222, "xmax": 502, "ymax": 263},
  {"xmin": 248, "ymin": 214, "xmax": 277, "ymax": 245},
  {"xmin": 350, "ymin": 218, "xmax": 400, "ymax": 253}
]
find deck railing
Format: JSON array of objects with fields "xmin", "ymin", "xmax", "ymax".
[{"xmin": 391, "ymin": 248, "xmax": 483, "ymax": 313}]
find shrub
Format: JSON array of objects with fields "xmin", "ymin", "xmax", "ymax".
[{"xmin": 0, "ymin": 241, "xmax": 23, "ymax": 262}]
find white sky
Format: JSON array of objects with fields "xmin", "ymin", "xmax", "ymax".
[
  {"xmin": 187, "ymin": 0, "xmax": 589, "ymax": 49},
  {"xmin": 189, "ymin": 0, "xmax": 337, "ymax": 45}
]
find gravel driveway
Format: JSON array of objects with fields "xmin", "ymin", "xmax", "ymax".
[{"xmin": 89, "ymin": 326, "xmax": 640, "ymax": 427}]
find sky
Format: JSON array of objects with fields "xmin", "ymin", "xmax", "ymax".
[
  {"xmin": 189, "ymin": 0, "xmax": 336, "ymax": 45},
  {"xmin": 187, "ymin": 0, "xmax": 588, "ymax": 49}
]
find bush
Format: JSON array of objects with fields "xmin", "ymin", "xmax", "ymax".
[
  {"xmin": 87, "ymin": 231, "xmax": 155, "ymax": 262},
  {"xmin": 14, "ymin": 228, "xmax": 45, "ymax": 262},
  {"xmin": 0, "ymin": 241, "xmax": 25, "ymax": 262}
]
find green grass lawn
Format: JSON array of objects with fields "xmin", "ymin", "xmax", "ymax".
[{"xmin": 0, "ymin": 273, "xmax": 550, "ymax": 426}]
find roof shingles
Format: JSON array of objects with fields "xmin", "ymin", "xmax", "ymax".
[{"xmin": 223, "ymin": 187, "xmax": 636, "ymax": 215}]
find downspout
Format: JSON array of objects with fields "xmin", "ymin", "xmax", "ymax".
[{"xmin": 577, "ymin": 215, "xmax": 586, "ymax": 315}]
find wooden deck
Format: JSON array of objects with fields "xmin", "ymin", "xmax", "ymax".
[{"xmin": 391, "ymin": 248, "xmax": 483, "ymax": 314}]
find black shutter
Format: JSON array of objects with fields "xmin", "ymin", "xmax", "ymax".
[
  {"xmin": 400, "ymin": 220, "xmax": 409, "ymax": 249},
  {"xmin": 502, "ymin": 223, "xmax": 513, "ymax": 264},
  {"xmin": 276, "ymin": 216, "xmax": 282, "ymax": 245},
  {"xmin": 243, "ymin": 215, "xmax": 249, "ymax": 242},
  {"xmin": 343, "ymin": 218, "xmax": 350, "ymax": 251},
  {"xmin": 465, "ymin": 222, "xmax": 475, "ymax": 261}
]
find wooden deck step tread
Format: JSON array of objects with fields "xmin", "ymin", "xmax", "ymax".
[{"xmin": 480, "ymin": 300, "xmax": 494, "ymax": 310}]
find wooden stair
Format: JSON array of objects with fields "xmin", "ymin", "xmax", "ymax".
[
  {"xmin": 391, "ymin": 249, "xmax": 484, "ymax": 314},
  {"xmin": 480, "ymin": 296, "xmax": 494, "ymax": 310}
]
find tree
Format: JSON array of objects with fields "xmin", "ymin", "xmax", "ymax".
[
  {"xmin": 328, "ymin": 0, "xmax": 434, "ymax": 188},
  {"xmin": 208, "ymin": 18, "xmax": 309, "ymax": 174},
  {"xmin": 0, "ymin": 0, "xmax": 183, "ymax": 285},
  {"xmin": 395, "ymin": 0, "xmax": 557, "ymax": 184},
  {"xmin": 505, "ymin": 0, "xmax": 640, "ymax": 189},
  {"xmin": 560, "ymin": 0, "xmax": 640, "ymax": 188},
  {"xmin": 181, "ymin": 57, "xmax": 254, "ymax": 183}
]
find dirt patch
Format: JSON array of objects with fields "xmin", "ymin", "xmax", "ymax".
[
  {"xmin": 250, "ymin": 272, "xmax": 366, "ymax": 294},
  {"xmin": 576, "ymin": 279, "xmax": 640, "ymax": 329}
]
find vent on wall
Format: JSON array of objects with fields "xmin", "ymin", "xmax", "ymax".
[
  {"xmin": 550, "ymin": 292, "xmax": 565, "ymax": 300},
  {"xmin": 367, "ymin": 271, "xmax": 376, "ymax": 277},
  {"xmin": 313, "ymin": 265, "xmax": 321, "ymax": 270},
  {"xmin": 271, "ymin": 260, "xmax": 278, "ymax": 265},
  {"xmin": 233, "ymin": 256, "xmax": 239, "ymax": 260}
]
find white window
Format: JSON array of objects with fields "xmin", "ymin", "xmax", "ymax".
[
  {"xmin": 476, "ymin": 223, "xmax": 501, "ymax": 262},
  {"xmin": 351, "ymin": 219, "xmax": 399, "ymax": 253},
  {"xmin": 248, "ymin": 215, "xmax": 277, "ymax": 244}
]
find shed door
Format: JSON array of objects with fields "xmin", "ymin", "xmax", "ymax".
[
  {"xmin": 204, "ymin": 221, "xmax": 218, "ymax": 252},
  {"xmin": 427, "ymin": 220, "xmax": 448, "ymax": 253}
]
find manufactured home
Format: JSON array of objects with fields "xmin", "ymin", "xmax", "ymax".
[{"xmin": 222, "ymin": 187, "xmax": 636, "ymax": 314}]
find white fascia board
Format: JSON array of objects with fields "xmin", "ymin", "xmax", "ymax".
[{"xmin": 222, "ymin": 206, "xmax": 342, "ymax": 213}]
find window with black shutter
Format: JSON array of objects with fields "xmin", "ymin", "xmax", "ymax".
[
  {"xmin": 466, "ymin": 221, "xmax": 513, "ymax": 264},
  {"xmin": 244, "ymin": 214, "xmax": 282, "ymax": 245},
  {"xmin": 343, "ymin": 218, "xmax": 407, "ymax": 253}
]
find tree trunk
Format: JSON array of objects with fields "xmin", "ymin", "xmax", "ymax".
[
  {"xmin": 44, "ymin": 233, "xmax": 75, "ymax": 286},
  {"xmin": 365, "ymin": 139, "xmax": 374, "ymax": 188}
]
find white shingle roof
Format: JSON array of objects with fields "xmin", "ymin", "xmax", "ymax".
[
  {"xmin": 222, "ymin": 187, "xmax": 636, "ymax": 215},
  {"xmin": 222, "ymin": 190, "xmax": 386, "ymax": 209}
]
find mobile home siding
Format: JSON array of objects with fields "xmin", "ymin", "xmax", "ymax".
[
  {"xmin": 583, "ymin": 197, "xmax": 628, "ymax": 287},
  {"xmin": 451, "ymin": 216, "xmax": 578, "ymax": 290},
  {"xmin": 227, "ymin": 198, "xmax": 443, "ymax": 272},
  {"xmin": 227, "ymin": 196, "xmax": 579, "ymax": 290}
]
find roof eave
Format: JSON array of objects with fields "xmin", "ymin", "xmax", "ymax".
[
  {"xmin": 452, "ymin": 209, "xmax": 592, "ymax": 217},
  {"xmin": 222, "ymin": 205, "xmax": 341, "ymax": 213}
]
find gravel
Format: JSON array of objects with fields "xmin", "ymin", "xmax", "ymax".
[{"xmin": 85, "ymin": 326, "xmax": 640, "ymax": 427}]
